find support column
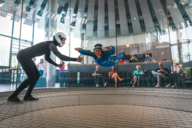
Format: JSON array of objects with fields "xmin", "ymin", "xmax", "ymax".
[
  {"xmin": 47, "ymin": 0, "xmax": 58, "ymax": 86},
  {"xmin": 43, "ymin": 3, "xmax": 50, "ymax": 79}
]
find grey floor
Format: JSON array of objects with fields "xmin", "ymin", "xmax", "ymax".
[{"xmin": 0, "ymin": 88, "xmax": 192, "ymax": 127}]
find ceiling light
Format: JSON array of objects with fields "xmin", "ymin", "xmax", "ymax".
[{"xmin": 126, "ymin": 44, "xmax": 129, "ymax": 47}]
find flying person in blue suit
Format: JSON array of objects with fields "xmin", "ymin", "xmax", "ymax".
[{"xmin": 75, "ymin": 44, "xmax": 125, "ymax": 67}]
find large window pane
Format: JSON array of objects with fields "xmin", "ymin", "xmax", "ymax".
[
  {"xmin": 0, "ymin": 14, "xmax": 12, "ymax": 36},
  {"xmin": 0, "ymin": 36, "xmax": 11, "ymax": 66},
  {"xmin": 20, "ymin": 22, "xmax": 33, "ymax": 41}
]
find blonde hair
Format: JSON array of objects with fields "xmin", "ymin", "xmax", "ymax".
[{"xmin": 136, "ymin": 65, "xmax": 141, "ymax": 69}]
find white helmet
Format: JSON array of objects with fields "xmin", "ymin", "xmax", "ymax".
[{"xmin": 53, "ymin": 32, "xmax": 67, "ymax": 47}]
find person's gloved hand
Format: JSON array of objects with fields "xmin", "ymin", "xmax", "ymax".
[
  {"xmin": 77, "ymin": 55, "xmax": 83, "ymax": 62},
  {"xmin": 57, "ymin": 64, "xmax": 63, "ymax": 68}
]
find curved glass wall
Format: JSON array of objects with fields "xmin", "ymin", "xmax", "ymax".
[{"xmin": 0, "ymin": 0, "xmax": 191, "ymax": 92}]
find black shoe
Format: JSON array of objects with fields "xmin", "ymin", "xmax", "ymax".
[
  {"xmin": 7, "ymin": 96, "xmax": 22, "ymax": 102},
  {"xmin": 23, "ymin": 96, "xmax": 39, "ymax": 101}
]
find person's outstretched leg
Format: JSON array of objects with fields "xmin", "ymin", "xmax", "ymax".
[
  {"xmin": 8, "ymin": 52, "xmax": 37, "ymax": 102},
  {"xmin": 24, "ymin": 61, "xmax": 40, "ymax": 101},
  {"xmin": 115, "ymin": 51, "xmax": 126, "ymax": 60},
  {"xmin": 109, "ymin": 51, "xmax": 126, "ymax": 64}
]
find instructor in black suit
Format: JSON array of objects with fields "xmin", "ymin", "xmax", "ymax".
[{"xmin": 8, "ymin": 32, "xmax": 82, "ymax": 102}]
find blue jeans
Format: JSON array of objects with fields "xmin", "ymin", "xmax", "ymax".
[
  {"xmin": 39, "ymin": 70, "xmax": 44, "ymax": 77},
  {"xmin": 93, "ymin": 75, "xmax": 105, "ymax": 86},
  {"xmin": 151, "ymin": 71, "xmax": 161, "ymax": 85}
]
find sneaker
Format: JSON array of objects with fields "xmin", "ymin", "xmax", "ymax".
[
  {"xmin": 155, "ymin": 84, "xmax": 160, "ymax": 88},
  {"xmin": 166, "ymin": 84, "xmax": 171, "ymax": 88},
  {"xmin": 132, "ymin": 85, "xmax": 135, "ymax": 87},
  {"xmin": 7, "ymin": 96, "xmax": 22, "ymax": 102},
  {"xmin": 130, "ymin": 81, "xmax": 133, "ymax": 84},
  {"xmin": 96, "ymin": 84, "xmax": 99, "ymax": 87},
  {"xmin": 104, "ymin": 82, "xmax": 107, "ymax": 87}
]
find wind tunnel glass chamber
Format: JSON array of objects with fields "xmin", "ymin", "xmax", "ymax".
[{"xmin": 0, "ymin": 0, "xmax": 191, "ymax": 92}]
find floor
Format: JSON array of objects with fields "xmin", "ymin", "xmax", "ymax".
[{"xmin": 0, "ymin": 88, "xmax": 192, "ymax": 127}]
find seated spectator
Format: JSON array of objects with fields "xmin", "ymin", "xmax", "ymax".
[
  {"xmin": 92, "ymin": 65, "xmax": 107, "ymax": 87},
  {"xmin": 129, "ymin": 55, "xmax": 138, "ymax": 63},
  {"xmin": 166, "ymin": 63, "xmax": 185, "ymax": 88},
  {"xmin": 130, "ymin": 65, "xmax": 144, "ymax": 87},
  {"xmin": 59, "ymin": 60, "xmax": 65, "ymax": 72},
  {"xmin": 144, "ymin": 53, "xmax": 155, "ymax": 62},
  {"xmin": 151, "ymin": 62, "xmax": 169, "ymax": 87},
  {"xmin": 108, "ymin": 66, "xmax": 124, "ymax": 87},
  {"xmin": 37, "ymin": 59, "xmax": 45, "ymax": 77}
]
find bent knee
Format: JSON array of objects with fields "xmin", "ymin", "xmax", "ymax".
[
  {"xmin": 28, "ymin": 77, "xmax": 37, "ymax": 82},
  {"xmin": 29, "ymin": 75, "xmax": 39, "ymax": 82}
]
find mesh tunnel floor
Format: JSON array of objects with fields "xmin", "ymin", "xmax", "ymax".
[{"xmin": 0, "ymin": 88, "xmax": 192, "ymax": 128}]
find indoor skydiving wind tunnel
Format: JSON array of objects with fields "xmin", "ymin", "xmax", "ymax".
[{"xmin": 0, "ymin": 0, "xmax": 192, "ymax": 92}]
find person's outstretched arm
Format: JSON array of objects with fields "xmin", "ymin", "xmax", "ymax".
[
  {"xmin": 102, "ymin": 46, "xmax": 115, "ymax": 58},
  {"xmin": 45, "ymin": 52, "xmax": 62, "ymax": 67},
  {"xmin": 45, "ymin": 53, "xmax": 56, "ymax": 66},
  {"xmin": 75, "ymin": 48, "xmax": 96, "ymax": 57},
  {"xmin": 49, "ymin": 43, "xmax": 82, "ymax": 63}
]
